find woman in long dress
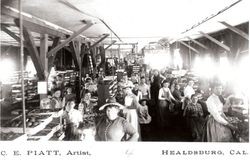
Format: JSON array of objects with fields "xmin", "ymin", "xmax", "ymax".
[
  {"xmin": 203, "ymin": 83, "xmax": 237, "ymax": 142},
  {"xmin": 123, "ymin": 85, "xmax": 141, "ymax": 140},
  {"xmin": 158, "ymin": 80, "xmax": 176, "ymax": 128}
]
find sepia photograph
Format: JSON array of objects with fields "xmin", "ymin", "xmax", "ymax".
[{"xmin": 0, "ymin": 0, "xmax": 249, "ymax": 160}]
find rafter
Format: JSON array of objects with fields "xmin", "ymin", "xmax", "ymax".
[
  {"xmin": 47, "ymin": 22, "xmax": 94, "ymax": 57},
  {"xmin": 186, "ymin": 36, "xmax": 208, "ymax": 50},
  {"xmin": 219, "ymin": 21, "xmax": 248, "ymax": 40},
  {"xmin": 90, "ymin": 34, "xmax": 109, "ymax": 48},
  {"xmin": 199, "ymin": 31, "xmax": 231, "ymax": 51},
  {"xmin": 179, "ymin": 41, "xmax": 199, "ymax": 54}
]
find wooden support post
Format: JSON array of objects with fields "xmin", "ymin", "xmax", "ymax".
[
  {"xmin": 40, "ymin": 34, "xmax": 48, "ymax": 99},
  {"xmin": 69, "ymin": 41, "xmax": 80, "ymax": 70},
  {"xmin": 219, "ymin": 21, "xmax": 249, "ymax": 40},
  {"xmin": 118, "ymin": 44, "xmax": 121, "ymax": 60},
  {"xmin": 47, "ymin": 22, "xmax": 94, "ymax": 57},
  {"xmin": 22, "ymin": 27, "xmax": 45, "ymax": 80},
  {"xmin": 186, "ymin": 36, "xmax": 208, "ymax": 49},
  {"xmin": 40, "ymin": 34, "xmax": 49, "ymax": 74},
  {"xmin": 199, "ymin": 31, "xmax": 231, "ymax": 51},
  {"xmin": 179, "ymin": 41, "xmax": 200, "ymax": 54},
  {"xmin": 90, "ymin": 34, "xmax": 109, "ymax": 49},
  {"xmin": 104, "ymin": 40, "xmax": 116, "ymax": 50}
]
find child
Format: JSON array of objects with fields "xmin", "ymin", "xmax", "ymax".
[
  {"xmin": 138, "ymin": 99, "xmax": 151, "ymax": 141},
  {"xmin": 183, "ymin": 93, "xmax": 205, "ymax": 141},
  {"xmin": 63, "ymin": 99, "xmax": 83, "ymax": 141}
]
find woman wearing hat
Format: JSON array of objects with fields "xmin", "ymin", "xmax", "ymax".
[{"xmin": 95, "ymin": 100, "xmax": 139, "ymax": 141}]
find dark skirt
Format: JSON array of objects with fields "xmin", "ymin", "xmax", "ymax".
[
  {"xmin": 158, "ymin": 100, "xmax": 170, "ymax": 128},
  {"xmin": 202, "ymin": 116, "xmax": 234, "ymax": 142},
  {"xmin": 64, "ymin": 123, "xmax": 81, "ymax": 141}
]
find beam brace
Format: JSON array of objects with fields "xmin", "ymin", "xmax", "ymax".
[
  {"xmin": 48, "ymin": 37, "xmax": 61, "ymax": 73},
  {"xmin": 90, "ymin": 34, "xmax": 109, "ymax": 48},
  {"xmin": 1, "ymin": 25, "xmax": 27, "ymax": 46},
  {"xmin": 179, "ymin": 41, "xmax": 200, "ymax": 54},
  {"xmin": 186, "ymin": 36, "xmax": 208, "ymax": 49},
  {"xmin": 104, "ymin": 40, "xmax": 117, "ymax": 50},
  {"xmin": 219, "ymin": 21, "xmax": 249, "ymax": 40},
  {"xmin": 47, "ymin": 22, "xmax": 94, "ymax": 57},
  {"xmin": 199, "ymin": 31, "xmax": 231, "ymax": 51},
  {"xmin": 22, "ymin": 27, "xmax": 45, "ymax": 80}
]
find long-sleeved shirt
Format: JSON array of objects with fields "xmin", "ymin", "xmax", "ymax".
[
  {"xmin": 206, "ymin": 94, "xmax": 228, "ymax": 125},
  {"xmin": 184, "ymin": 103, "xmax": 203, "ymax": 117},
  {"xmin": 95, "ymin": 116, "xmax": 138, "ymax": 141}
]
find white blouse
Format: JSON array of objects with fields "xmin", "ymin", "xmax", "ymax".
[
  {"xmin": 184, "ymin": 85, "xmax": 195, "ymax": 99},
  {"xmin": 206, "ymin": 94, "xmax": 228, "ymax": 125}
]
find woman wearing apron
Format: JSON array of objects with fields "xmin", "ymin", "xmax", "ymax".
[{"xmin": 123, "ymin": 84, "xmax": 141, "ymax": 140}]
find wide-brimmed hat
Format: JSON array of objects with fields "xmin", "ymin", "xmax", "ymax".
[{"xmin": 99, "ymin": 102, "xmax": 125, "ymax": 111}]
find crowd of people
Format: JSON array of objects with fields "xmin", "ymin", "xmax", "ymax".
[{"xmin": 39, "ymin": 65, "xmax": 247, "ymax": 142}]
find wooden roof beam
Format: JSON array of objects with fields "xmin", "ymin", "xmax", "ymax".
[
  {"xmin": 2, "ymin": 5, "xmax": 95, "ymax": 43},
  {"xmin": 90, "ymin": 34, "xmax": 109, "ymax": 49},
  {"xmin": 219, "ymin": 21, "xmax": 249, "ymax": 40},
  {"xmin": 47, "ymin": 22, "xmax": 94, "ymax": 57},
  {"xmin": 186, "ymin": 36, "xmax": 208, "ymax": 50},
  {"xmin": 199, "ymin": 31, "xmax": 231, "ymax": 51},
  {"xmin": 104, "ymin": 40, "xmax": 117, "ymax": 50},
  {"xmin": 20, "ymin": 19, "xmax": 65, "ymax": 38},
  {"xmin": 179, "ymin": 41, "xmax": 200, "ymax": 54},
  {"xmin": 2, "ymin": 6, "xmax": 72, "ymax": 35}
]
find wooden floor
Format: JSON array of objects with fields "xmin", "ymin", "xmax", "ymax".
[{"xmin": 140, "ymin": 107, "xmax": 194, "ymax": 142}]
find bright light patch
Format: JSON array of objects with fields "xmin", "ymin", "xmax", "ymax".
[
  {"xmin": 0, "ymin": 58, "xmax": 15, "ymax": 83},
  {"xmin": 235, "ymin": 54, "xmax": 250, "ymax": 100},
  {"xmin": 218, "ymin": 56, "xmax": 231, "ymax": 83},
  {"xmin": 144, "ymin": 50, "xmax": 170, "ymax": 70},
  {"xmin": 25, "ymin": 56, "xmax": 36, "ymax": 77}
]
